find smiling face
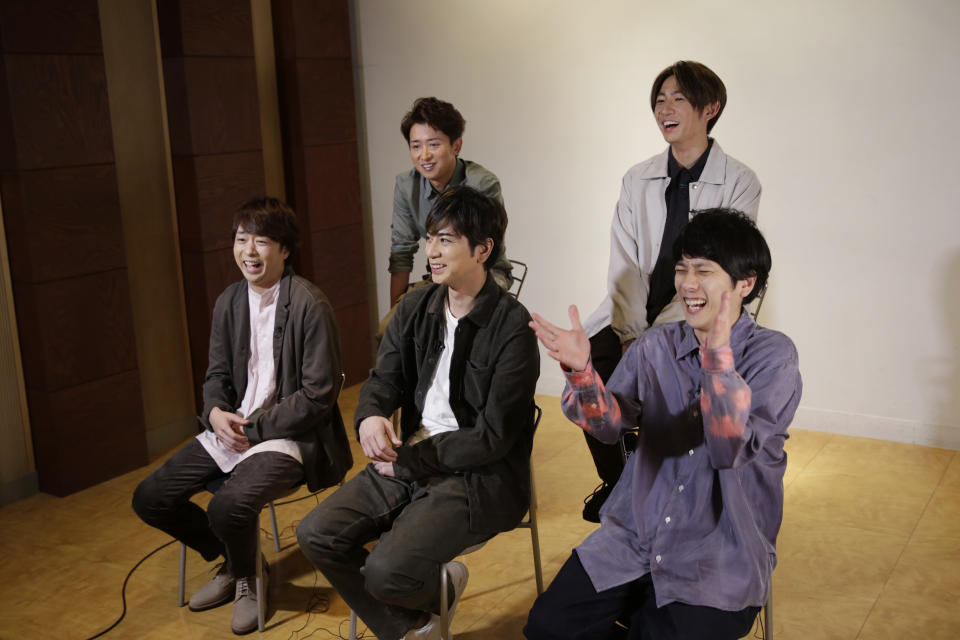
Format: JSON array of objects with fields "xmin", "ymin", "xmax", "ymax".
[
  {"xmin": 674, "ymin": 255, "xmax": 753, "ymax": 343},
  {"xmin": 408, "ymin": 123, "xmax": 462, "ymax": 192},
  {"xmin": 425, "ymin": 224, "xmax": 490, "ymax": 293},
  {"xmin": 233, "ymin": 225, "xmax": 290, "ymax": 294},
  {"xmin": 654, "ymin": 75, "xmax": 717, "ymax": 149}
]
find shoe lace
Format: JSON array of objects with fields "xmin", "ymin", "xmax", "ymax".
[{"xmin": 236, "ymin": 578, "xmax": 251, "ymax": 598}]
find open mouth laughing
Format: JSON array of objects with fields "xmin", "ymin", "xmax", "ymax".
[{"xmin": 683, "ymin": 297, "xmax": 706, "ymax": 313}]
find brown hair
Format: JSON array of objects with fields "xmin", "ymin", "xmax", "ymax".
[
  {"xmin": 650, "ymin": 61, "xmax": 727, "ymax": 133},
  {"xmin": 232, "ymin": 197, "xmax": 300, "ymax": 263},
  {"xmin": 400, "ymin": 97, "xmax": 466, "ymax": 143}
]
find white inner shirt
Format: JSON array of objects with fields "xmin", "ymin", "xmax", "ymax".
[
  {"xmin": 406, "ymin": 301, "xmax": 461, "ymax": 446},
  {"xmin": 197, "ymin": 281, "xmax": 302, "ymax": 472}
]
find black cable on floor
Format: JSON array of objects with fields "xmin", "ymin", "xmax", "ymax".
[{"xmin": 82, "ymin": 540, "xmax": 176, "ymax": 640}]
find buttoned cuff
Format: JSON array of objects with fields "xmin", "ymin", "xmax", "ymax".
[{"xmin": 563, "ymin": 358, "xmax": 597, "ymax": 387}]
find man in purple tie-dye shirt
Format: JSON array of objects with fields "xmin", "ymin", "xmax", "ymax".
[{"xmin": 524, "ymin": 210, "xmax": 801, "ymax": 640}]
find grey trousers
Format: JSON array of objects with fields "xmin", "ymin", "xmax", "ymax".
[{"xmin": 297, "ymin": 465, "xmax": 491, "ymax": 640}]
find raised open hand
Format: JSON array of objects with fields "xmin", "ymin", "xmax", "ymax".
[
  {"xmin": 704, "ymin": 291, "xmax": 733, "ymax": 350},
  {"xmin": 529, "ymin": 305, "xmax": 591, "ymax": 372}
]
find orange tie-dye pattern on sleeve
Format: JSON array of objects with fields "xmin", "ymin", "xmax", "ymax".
[
  {"xmin": 700, "ymin": 346, "xmax": 752, "ymax": 440},
  {"xmin": 562, "ymin": 364, "xmax": 623, "ymax": 440}
]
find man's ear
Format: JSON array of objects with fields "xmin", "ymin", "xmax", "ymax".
[
  {"xmin": 735, "ymin": 273, "xmax": 757, "ymax": 301},
  {"xmin": 474, "ymin": 238, "xmax": 494, "ymax": 264},
  {"xmin": 702, "ymin": 101, "xmax": 720, "ymax": 121},
  {"xmin": 452, "ymin": 137, "xmax": 463, "ymax": 156}
]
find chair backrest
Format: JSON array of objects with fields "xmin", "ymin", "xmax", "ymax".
[
  {"xmin": 507, "ymin": 259, "xmax": 528, "ymax": 299},
  {"xmin": 748, "ymin": 283, "xmax": 768, "ymax": 321}
]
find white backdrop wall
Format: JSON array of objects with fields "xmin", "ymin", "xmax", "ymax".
[{"xmin": 350, "ymin": 0, "xmax": 960, "ymax": 449}]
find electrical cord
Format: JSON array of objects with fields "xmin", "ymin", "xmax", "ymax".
[
  {"xmin": 82, "ymin": 539, "xmax": 176, "ymax": 640},
  {"xmin": 85, "ymin": 487, "xmax": 358, "ymax": 640}
]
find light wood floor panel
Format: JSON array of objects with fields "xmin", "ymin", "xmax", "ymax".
[
  {"xmin": 782, "ymin": 469, "xmax": 936, "ymax": 538},
  {"xmin": 774, "ymin": 518, "xmax": 908, "ymax": 598},
  {"xmin": 1, "ymin": 385, "xmax": 957, "ymax": 639},
  {"xmin": 911, "ymin": 486, "xmax": 960, "ymax": 540}
]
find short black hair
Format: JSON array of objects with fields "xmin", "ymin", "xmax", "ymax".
[
  {"xmin": 232, "ymin": 197, "xmax": 300, "ymax": 264},
  {"xmin": 672, "ymin": 209, "xmax": 770, "ymax": 304},
  {"xmin": 425, "ymin": 186, "xmax": 506, "ymax": 272},
  {"xmin": 651, "ymin": 61, "xmax": 727, "ymax": 134},
  {"xmin": 400, "ymin": 97, "xmax": 466, "ymax": 144}
]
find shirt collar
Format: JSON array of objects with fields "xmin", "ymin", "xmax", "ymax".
[
  {"xmin": 675, "ymin": 307, "xmax": 756, "ymax": 360},
  {"xmin": 247, "ymin": 278, "xmax": 281, "ymax": 310},
  {"xmin": 667, "ymin": 138, "xmax": 713, "ymax": 182},
  {"xmin": 426, "ymin": 274, "xmax": 502, "ymax": 328},
  {"xmin": 698, "ymin": 139, "xmax": 727, "ymax": 186}
]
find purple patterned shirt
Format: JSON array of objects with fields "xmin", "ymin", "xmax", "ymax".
[{"xmin": 563, "ymin": 310, "xmax": 801, "ymax": 611}]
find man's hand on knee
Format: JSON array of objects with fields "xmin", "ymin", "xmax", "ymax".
[
  {"xmin": 209, "ymin": 407, "xmax": 250, "ymax": 453},
  {"xmin": 359, "ymin": 416, "xmax": 402, "ymax": 462}
]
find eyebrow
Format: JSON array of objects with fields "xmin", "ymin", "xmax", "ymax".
[
  {"xmin": 676, "ymin": 257, "xmax": 712, "ymax": 267},
  {"xmin": 429, "ymin": 230, "xmax": 458, "ymax": 239}
]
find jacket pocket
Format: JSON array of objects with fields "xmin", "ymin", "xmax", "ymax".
[{"xmin": 463, "ymin": 360, "xmax": 491, "ymax": 411}]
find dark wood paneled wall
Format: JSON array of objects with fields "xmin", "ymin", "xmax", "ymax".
[
  {"xmin": 0, "ymin": 0, "xmax": 148, "ymax": 495},
  {"xmin": 272, "ymin": 0, "xmax": 371, "ymax": 386},
  {"xmin": 158, "ymin": 0, "xmax": 267, "ymax": 408},
  {"xmin": 0, "ymin": 0, "xmax": 372, "ymax": 496}
]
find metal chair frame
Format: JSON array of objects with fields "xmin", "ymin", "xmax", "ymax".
[
  {"xmin": 507, "ymin": 259, "xmax": 528, "ymax": 299},
  {"xmin": 349, "ymin": 405, "xmax": 544, "ymax": 640}
]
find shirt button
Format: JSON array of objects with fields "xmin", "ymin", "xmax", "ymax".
[
  {"xmin": 688, "ymin": 449, "xmax": 694, "ymax": 456},
  {"xmin": 678, "ymin": 484, "xmax": 684, "ymax": 492},
  {"xmin": 692, "ymin": 183, "xmax": 699, "ymax": 190},
  {"xmin": 664, "ymin": 516, "xmax": 671, "ymax": 524},
  {"xmin": 590, "ymin": 402, "xmax": 598, "ymax": 409},
  {"xmin": 655, "ymin": 554, "xmax": 662, "ymax": 563}
]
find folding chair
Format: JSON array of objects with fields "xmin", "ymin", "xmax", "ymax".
[
  {"xmin": 507, "ymin": 259, "xmax": 528, "ymax": 299},
  {"xmin": 349, "ymin": 405, "xmax": 544, "ymax": 640}
]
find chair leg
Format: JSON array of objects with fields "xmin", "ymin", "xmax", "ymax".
[
  {"xmin": 764, "ymin": 589, "xmax": 773, "ymax": 640},
  {"xmin": 440, "ymin": 563, "xmax": 451, "ymax": 640},
  {"xmin": 178, "ymin": 542, "xmax": 187, "ymax": 607},
  {"xmin": 348, "ymin": 609, "xmax": 357, "ymax": 640},
  {"xmin": 268, "ymin": 501, "xmax": 281, "ymax": 553},
  {"xmin": 256, "ymin": 532, "xmax": 266, "ymax": 632},
  {"xmin": 527, "ymin": 473, "xmax": 544, "ymax": 595}
]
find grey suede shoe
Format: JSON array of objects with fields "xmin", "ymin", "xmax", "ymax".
[
  {"xmin": 231, "ymin": 562, "xmax": 268, "ymax": 635},
  {"xmin": 188, "ymin": 562, "xmax": 235, "ymax": 611}
]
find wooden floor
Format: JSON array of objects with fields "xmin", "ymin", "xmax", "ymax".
[{"xmin": 2, "ymin": 384, "xmax": 959, "ymax": 639}]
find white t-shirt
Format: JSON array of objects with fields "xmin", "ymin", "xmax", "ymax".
[
  {"xmin": 406, "ymin": 302, "xmax": 460, "ymax": 446},
  {"xmin": 197, "ymin": 281, "xmax": 302, "ymax": 472}
]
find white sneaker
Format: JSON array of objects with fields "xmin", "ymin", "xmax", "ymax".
[
  {"xmin": 403, "ymin": 615, "xmax": 440, "ymax": 640},
  {"xmin": 402, "ymin": 561, "xmax": 469, "ymax": 640}
]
